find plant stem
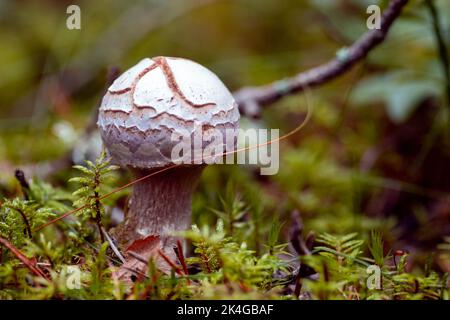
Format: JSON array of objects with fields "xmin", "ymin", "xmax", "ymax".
[
  {"xmin": 425, "ymin": 0, "xmax": 450, "ymax": 134},
  {"xmin": 234, "ymin": 0, "xmax": 410, "ymax": 116},
  {"xmin": 93, "ymin": 182, "xmax": 105, "ymax": 243},
  {"xmin": 14, "ymin": 170, "xmax": 30, "ymax": 201},
  {"xmin": 17, "ymin": 208, "xmax": 32, "ymax": 239}
]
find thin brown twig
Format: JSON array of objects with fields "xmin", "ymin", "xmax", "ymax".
[
  {"xmin": 5, "ymin": 1, "xmax": 409, "ymax": 185},
  {"xmin": 157, "ymin": 249, "xmax": 184, "ymax": 276},
  {"xmin": 127, "ymin": 251, "xmax": 149, "ymax": 265},
  {"xmin": 101, "ymin": 227, "xmax": 126, "ymax": 264},
  {"xmin": 234, "ymin": 0, "xmax": 409, "ymax": 117}
]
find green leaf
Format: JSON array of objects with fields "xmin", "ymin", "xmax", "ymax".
[
  {"xmin": 73, "ymin": 165, "xmax": 94, "ymax": 176},
  {"xmin": 72, "ymin": 186, "xmax": 91, "ymax": 197}
]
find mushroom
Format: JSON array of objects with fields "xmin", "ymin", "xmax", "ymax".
[{"xmin": 97, "ymin": 56, "xmax": 239, "ymax": 273}]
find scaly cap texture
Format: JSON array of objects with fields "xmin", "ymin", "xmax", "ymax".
[{"xmin": 97, "ymin": 56, "xmax": 240, "ymax": 168}]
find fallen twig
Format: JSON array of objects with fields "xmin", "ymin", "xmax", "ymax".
[
  {"xmin": 234, "ymin": 0, "xmax": 409, "ymax": 117},
  {"xmin": 174, "ymin": 240, "xmax": 190, "ymax": 284},
  {"xmin": 0, "ymin": 236, "xmax": 49, "ymax": 280}
]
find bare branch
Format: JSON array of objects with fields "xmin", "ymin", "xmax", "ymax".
[{"xmin": 234, "ymin": 0, "xmax": 409, "ymax": 117}]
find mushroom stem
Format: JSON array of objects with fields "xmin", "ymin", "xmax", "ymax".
[{"xmin": 118, "ymin": 166, "xmax": 204, "ymax": 249}]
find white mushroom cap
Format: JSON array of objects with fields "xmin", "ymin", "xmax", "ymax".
[{"xmin": 97, "ymin": 57, "xmax": 240, "ymax": 168}]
